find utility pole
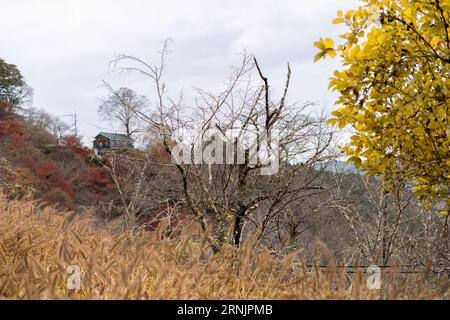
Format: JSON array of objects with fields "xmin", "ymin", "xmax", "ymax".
[
  {"xmin": 74, "ymin": 112, "xmax": 78, "ymax": 137},
  {"xmin": 58, "ymin": 113, "xmax": 78, "ymax": 137}
]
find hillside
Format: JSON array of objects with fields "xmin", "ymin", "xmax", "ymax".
[{"xmin": 0, "ymin": 102, "xmax": 113, "ymax": 209}]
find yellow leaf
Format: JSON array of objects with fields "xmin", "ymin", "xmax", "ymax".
[
  {"xmin": 345, "ymin": 10, "xmax": 355, "ymax": 21},
  {"xmin": 338, "ymin": 120, "xmax": 347, "ymax": 129},
  {"xmin": 323, "ymin": 38, "xmax": 334, "ymax": 49},
  {"xmin": 326, "ymin": 118, "xmax": 338, "ymax": 126},
  {"xmin": 349, "ymin": 46, "xmax": 361, "ymax": 60},
  {"xmin": 377, "ymin": 33, "xmax": 385, "ymax": 44},
  {"xmin": 314, "ymin": 51, "xmax": 326, "ymax": 62},
  {"xmin": 404, "ymin": 7, "xmax": 413, "ymax": 19},
  {"xmin": 348, "ymin": 156, "xmax": 362, "ymax": 167},
  {"xmin": 314, "ymin": 40, "xmax": 326, "ymax": 50},
  {"xmin": 430, "ymin": 36, "xmax": 441, "ymax": 47}
]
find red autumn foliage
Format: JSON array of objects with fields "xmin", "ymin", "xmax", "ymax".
[
  {"xmin": 62, "ymin": 135, "xmax": 88, "ymax": 157},
  {"xmin": 0, "ymin": 119, "xmax": 32, "ymax": 149},
  {"xmin": 0, "ymin": 109, "xmax": 115, "ymax": 208},
  {"xmin": 18, "ymin": 156, "xmax": 75, "ymax": 200},
  {"xmin": 82, "ymin": 166, "xmax": 114, "ymax": 202},
  {"xmin": 137, "ymin": 207, "xmax": 190, "ymax": 236}
]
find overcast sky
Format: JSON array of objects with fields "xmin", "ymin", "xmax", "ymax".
[{"xmin": 0, "ymin": 0, "xmax": 359, "ymax": 144}]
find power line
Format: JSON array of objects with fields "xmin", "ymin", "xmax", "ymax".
[
  {"xmin": 57, "ymin": 113, "xmax": 78, "ymax": 136},
  {"xmin": 86, "ymin": 122, "xmax": 112, "ymax": 131}
]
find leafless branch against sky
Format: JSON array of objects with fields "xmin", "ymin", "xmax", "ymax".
[{"xmin": 0, "ymin": 0, "xmax": 359, "ymax": 145}]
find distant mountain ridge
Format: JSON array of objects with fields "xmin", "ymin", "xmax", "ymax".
[{"xmin": 315, "ymin": 161, "xmax": 360, "ymax": 174}]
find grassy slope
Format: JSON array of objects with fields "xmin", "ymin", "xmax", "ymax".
[{"xmin": 0, "ymin": 195, "xmax": 448, "ymax": 300}]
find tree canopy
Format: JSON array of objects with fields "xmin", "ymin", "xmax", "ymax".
[
  {"xmin": 98, "ymin": 86, "xmax": 148, "ymax": 138},
  {"xmin": 0, "ymin": 58, "xmax": 32, "ymax": 109},
  {"xmin": 315, "ymin": 0, "xmax": 450, "ymax": 214}
]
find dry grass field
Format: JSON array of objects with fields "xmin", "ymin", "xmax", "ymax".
[{"xmin": 0, "ymin": 194, "xmax": 448, "ymax": 300}]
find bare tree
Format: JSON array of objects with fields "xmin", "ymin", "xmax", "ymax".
[
  {"xmin": 100, "ymin": 150, "xmax": 180, "ymax": 232},
  {"xmin": 407, "ymin": 202, "xmax": 450, "ymax": 275},
  {"xmin": 98, "ymin": 85, "xmax": 149, "ymax": 138},
  {"xmin": 327, "ymin": 170, "xmax": 450, "ymax": 271},
  {"xmin": 108, "ymin": 41, "xmax": 336, "ymax": 251},
  {"xmin": 23, "ymin": 107, "xmax": 71, "ymax": 141}
]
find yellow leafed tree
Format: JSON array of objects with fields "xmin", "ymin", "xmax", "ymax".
[{"xmin": 315, "ymin": 0, "xmax": 450, "ymax": 214}]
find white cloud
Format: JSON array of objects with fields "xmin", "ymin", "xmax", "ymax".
[{"xmin": 0, "ymin": 0, "xmax": 359, "ymax": 144}]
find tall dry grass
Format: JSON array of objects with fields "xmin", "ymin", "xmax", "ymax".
[{"xmin": 0, "ymin": 195, "xmax": 448, "ymax": 300}]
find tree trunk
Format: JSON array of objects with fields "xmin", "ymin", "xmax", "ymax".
[{"xmin": 233, "ymin": 206, "xmax": 246, "ymax": 247}]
